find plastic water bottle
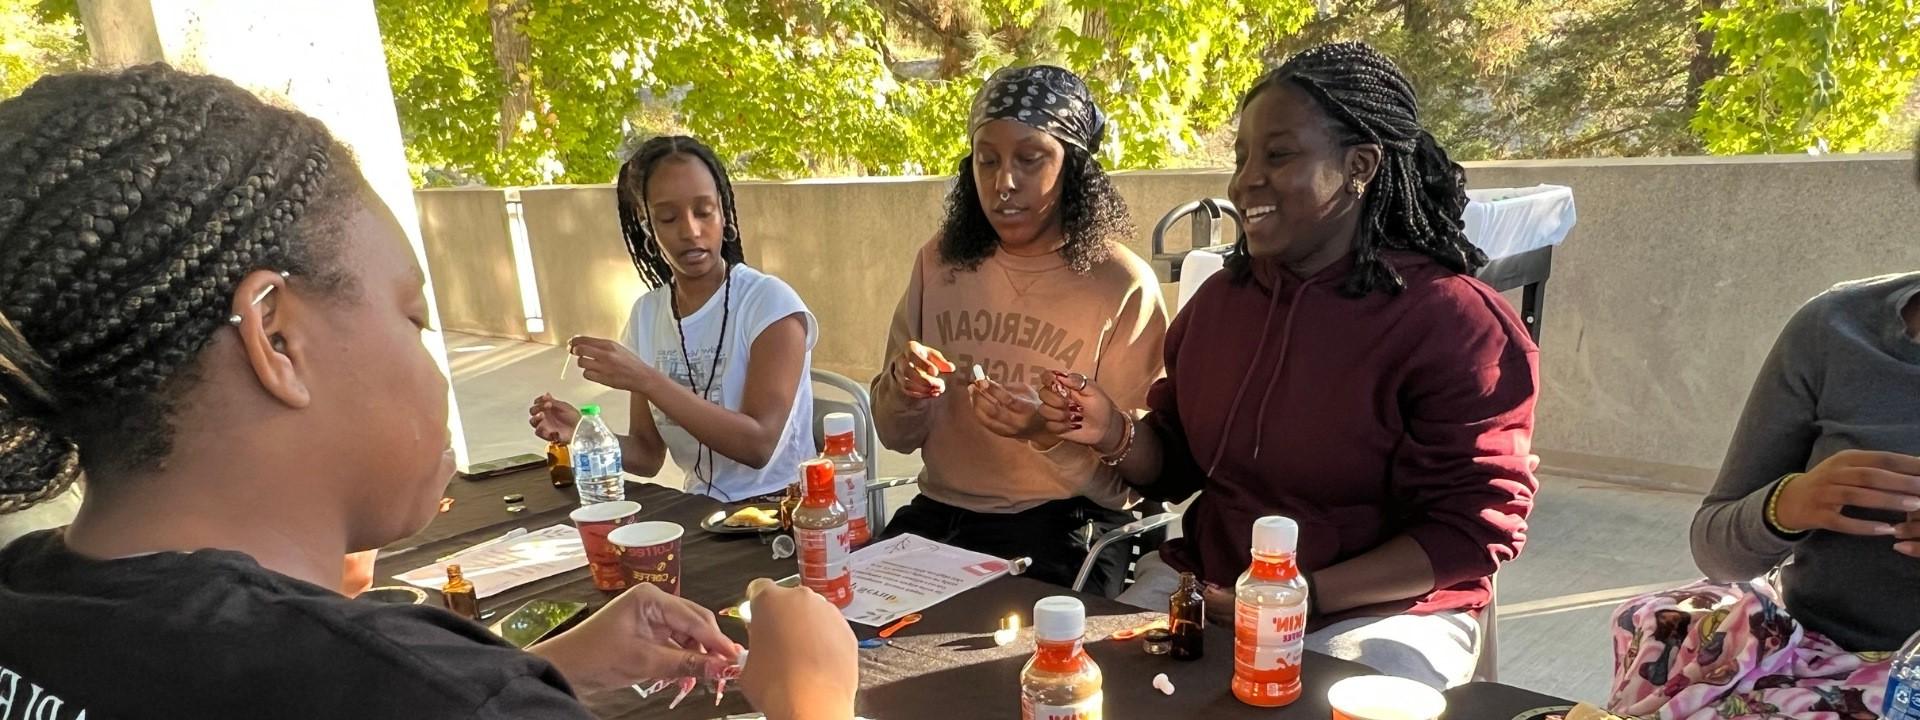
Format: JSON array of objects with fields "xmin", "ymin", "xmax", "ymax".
[
  {"xmin": 1233, "ymin": 515, "xmax": 1309, "ymax": 708},
  {"xmin": 1887, "ymin": 629, "xmax": 1920, "ymax": 719},
  {"xmin": 570, "ymin": 404, "xmax": 624, "ymax": 504}
]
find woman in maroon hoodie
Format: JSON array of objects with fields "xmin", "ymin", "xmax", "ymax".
[{"xmin": 1030, "ymin": 42, "xmax": 1540, "ymax": 689}]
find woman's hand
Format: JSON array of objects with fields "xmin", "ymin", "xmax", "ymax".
[
  {"xmin": 1201, "ymin": 582, "xmax": 1236, "ymax": 626},
  {"xmin": 570, "ymin": 336, "xmax": 665, "ymax": 395},
  {"xmin": 530, "ymin": 583, "xmax": 740, "ymax": 695},
  {"xmin": 1896, "ymin": 508, "xmax": 1920, "ymax": 558},
  {"xmin": 528, "ymin": 394, "xmax": 582, "ymax": 444},
  {"xmin": 738, "ymin": 579, "xmax": 858, "ymax": 720},
  {"xmin": 891, "ymin": 340, "xmax": 955, "ymax": 400},
  {"xmin": 1773, "ymin": 450, "xmax": 1920, "ymax": 538},
  {"xmin": 969, "ymin": 375, "xmax": 1073, "ymax": 444},
  {"xmin": 1043, "ymin": 371, "xmax": 1123, "ymax": 453}
]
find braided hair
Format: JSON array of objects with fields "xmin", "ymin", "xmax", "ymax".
[
  {"xmin": 615, "ymin": 136, "xmax": 746, "ymax": 290},
  {"xmin": 0, "ymin": 65, "xmax": 359, "ymax": 512},
  {"xmin": 936, "ymin": 145, "xmax": 1131, "ymax": 275},
  {"xmin": 1228, "ymin": 42, "xmax": 1486, "ymax": 297},
  {"xmin": 614, "ymin": 136, "xmax": 747, "ymax": 498}
]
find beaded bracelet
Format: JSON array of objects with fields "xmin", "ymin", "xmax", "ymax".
[
  {"xmin": 1765, "ymin": 473, "xmax": 1807, "ymax": 537},
  {"xmin": 1099, "ymin": 414, "xmax": 1136, "ymax": 467}
]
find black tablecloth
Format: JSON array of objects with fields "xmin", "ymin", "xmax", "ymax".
[{"xmin": 375, "ymin": 470, "xmax": 1573, "ymax": 719}]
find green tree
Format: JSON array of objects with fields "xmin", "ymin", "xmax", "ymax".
[
  {"xmin": 1694, "ymin": 0, "xmax": 1920, "ymax": 154},
  {"xmin": 1057, "ymin": 0, "xmax": 1315, "ymax": 167},
  {"xmin": 1, "ymin": 0, "xmax": 86, "ymax": 99}
]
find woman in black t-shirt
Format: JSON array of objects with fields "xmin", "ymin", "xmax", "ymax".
[{"xmin": 0, "ymin": 65, "xmax": 855, "ymax": 720}]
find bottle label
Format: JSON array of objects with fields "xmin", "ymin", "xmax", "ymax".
[
  {"xmin": 1233, "ymin": 600, "xmax": 1305, "ymax": 700},
  {"xmin": 573, "ymin": 445, "xmax": 621, "ymax": 479},
  {"xmin": 837, "ymin": 467, "xmax": 870, "ymax": 545},
  {"xmin": 1889, "ymin": 677, "xmax": 1920, "ymax": 720},
  {"xmin": 1022, "ymin": 692, "xmax": 1102, "ymax": 720},
  {"xmin": 797, "ymin": 524, "xmax": 853, "ymax": 606}
]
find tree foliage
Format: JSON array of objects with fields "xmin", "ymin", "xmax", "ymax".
[
  {"xmin": 0, "ymin": 0, "xmax": 85, "ymax": 100},
  {"xmin": 1694, "ymin": 0, "xmax": 1920, "ymax": 154}
]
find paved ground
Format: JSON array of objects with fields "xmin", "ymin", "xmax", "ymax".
[{"xmin": 447, "ymin": 332, "xmax": 1704, "ymax": 705}]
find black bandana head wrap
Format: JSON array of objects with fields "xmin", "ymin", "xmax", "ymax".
[{"xmin": 968, "ymin": 65, "xmax": 1107, "ymax": 156}]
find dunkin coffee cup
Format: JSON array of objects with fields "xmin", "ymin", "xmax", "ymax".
[
  {"xmin": 609, "ymin": 521, "xmax": 684, "ymax": 596},
  {"xmin": 570, "ymin": 500, "xmax": 642, "ymax": 591}
]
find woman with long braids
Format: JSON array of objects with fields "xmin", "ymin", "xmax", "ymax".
[
  {"xmin": 530, "ymin": 136, "xmax": 817, "ymax": 503},
  {"xmin": 1034, "ymin": 43, "xmax": 1540, "ymax": 688},
  {"xmin": 0, "ymin": 67, "xmax": 855, "ymax": 718},
  {"xmin": 874, "ymin": 65, "xmax": 1168, "ymax": 596}
]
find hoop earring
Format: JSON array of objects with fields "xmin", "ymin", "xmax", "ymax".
[{"xmin": 998, "ymin": 190, "xmax": 1011, "ymax": 202}]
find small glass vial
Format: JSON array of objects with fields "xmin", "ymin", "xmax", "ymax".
[
  {"xmin": 1142, "ymin": 628, "xmax": 1172, "ymax": 655},
  {"xmin": 441, "ymin": 564, "xmax": 480, "ymax": 620},
  {"xmin": 1170, "ymin": 571, "xmax": 1206, "ymax": 661},
  {"xmin": 1021, "ymin": 596, "xmax": 1102, "ymax": 720},
  {"xmin": 546, "ymin": 440, "xmax": 573, "ymax": 488}
]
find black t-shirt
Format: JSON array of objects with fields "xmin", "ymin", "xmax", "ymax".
[{"xmin": 0, "ymin": 530, "xmax": 593, "ymax": 720}]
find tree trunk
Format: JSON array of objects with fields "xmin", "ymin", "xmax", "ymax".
[{"xmin": 490, "ymin": 0, "xmax": 533, "ymax": 153}]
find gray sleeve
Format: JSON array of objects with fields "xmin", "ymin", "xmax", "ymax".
[{"xmin": 1690, "ymin": 295, "xmax": 1828, "ymax": 581}]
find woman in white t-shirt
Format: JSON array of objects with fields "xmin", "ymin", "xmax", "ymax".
[{"xmin": 531, "ymin": 136, "xmax": 817, "ymax": 502}]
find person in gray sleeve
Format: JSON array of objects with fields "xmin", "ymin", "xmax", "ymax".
[{"xmin": 1604, "ymin": 136, "xmax": 1920, "ymax": 718}]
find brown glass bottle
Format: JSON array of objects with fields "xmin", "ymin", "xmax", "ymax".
[
  {"xmin": 442, "ymin": 564, "xmax": 480, "ymax": 620},
  {"xmin": 546, "ymin": 440, "xmax": 573, "ymax": 488},
  {"xmin": 1170, "ymin": 571, "xmax": 1205, "ymax": 661}
]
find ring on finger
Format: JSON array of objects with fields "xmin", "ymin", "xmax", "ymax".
[{"xmin": 1074, "ymin": 374, "xmax": 1090, "ymax": 392}]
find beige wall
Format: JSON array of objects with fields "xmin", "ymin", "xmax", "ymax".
[
  {"xmin": 415, "ymin": 188, "xmax": 527, "ymax": 339},
  {"xmin": 424, "ymin": 154, "xmax": 1920, "ymax": 483}
]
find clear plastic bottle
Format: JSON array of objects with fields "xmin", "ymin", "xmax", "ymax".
[
  {"xmin": 1021, "ymin": 596, "xmax": 1103, "ymax": 720},
  {"xmin": 569, "ymin": 404, "xmax": 624, "ymax": 504},
  {"xmin": 792, "ymin": 458, "xmax": 852, "ymax": 608},
  {"xmin": 1232, "ymin": 515, "xmax": 1309, "ymax": 708},
  {"xmin": 1886, "ymin": 629, "xmax": 1920, "ymax": 719},
  {"xmin": 821, "ymin": 412, "xmax": 870, "ymax": 547}
]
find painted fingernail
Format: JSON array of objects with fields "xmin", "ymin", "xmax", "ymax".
[
  {"xmin": 1072, "ymin": 423, "xmax": 1084, "ymax": 430},
  {"xmin": 1070, "ymin": 413, "xmax": 1084, "ymax": 423}
]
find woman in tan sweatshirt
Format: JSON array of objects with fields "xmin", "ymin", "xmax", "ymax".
[{"xmin": 871, "ymin": 65, "xmax": 1168, "ymax": 596}]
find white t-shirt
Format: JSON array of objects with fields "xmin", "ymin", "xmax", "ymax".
[{"xmin": 621, "ymin": 264, "xmax": 817, "ymax": 501}]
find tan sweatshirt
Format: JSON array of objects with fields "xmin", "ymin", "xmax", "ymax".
[{"xmin": 872, "ymin": 238, "xmax": 1169, "ymax": 513}]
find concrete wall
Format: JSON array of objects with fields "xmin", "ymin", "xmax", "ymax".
[
  {"xmin": 425, "ymin": 154, "xmax": 1920, "ymax": 484},
  {"xmin": 415, "ymin": 188, "xmax": 526, "ymax": 339}
]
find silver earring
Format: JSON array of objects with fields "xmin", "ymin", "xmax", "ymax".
[{"xmin": 229, "ymin": 271, "xmax": 291, "ymax": 326}]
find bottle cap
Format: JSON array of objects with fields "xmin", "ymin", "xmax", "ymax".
[
  {"xmin": 1251, "ymin": 515, "xmax": 1298, "ymax": 555},
  {"xmin": 581, "ymin": 404, "xmax": 601, "ymax": 417},
  {"xmin": 802, "ymin": 459, "xmax": 836, "ymax": 499},
  {"xmin": 1033, "ymin": 596, "xmax": 1086, "ymax": 642},
  {"xmin": 823, "ymin": 412, "xmax": 856, "ymax": 438}
]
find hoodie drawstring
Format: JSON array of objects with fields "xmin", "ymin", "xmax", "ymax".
[{"xmin": 1205, "ymin": 273, "xmax": 1316, "ymax": 475}]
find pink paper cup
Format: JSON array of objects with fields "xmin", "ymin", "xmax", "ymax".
[
  {"xmin": 609, "ymin": 521, "xmax": 685, "ymax": 596},
  {"xmin": 570, "ymin": 501, "xmax": 642, "ymax": 591}
]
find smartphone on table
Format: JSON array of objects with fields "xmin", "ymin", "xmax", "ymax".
[{"xmin": 490, "ymin": 599, "xmax": 589, "ymax": 649}]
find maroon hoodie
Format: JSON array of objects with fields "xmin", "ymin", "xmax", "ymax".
[{"xmin": 1142, "ymin": 250, "xmax": 1539, "ymax": 625}]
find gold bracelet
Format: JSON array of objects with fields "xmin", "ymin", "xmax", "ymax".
[{"xmin": 1765, "ymin": 473, "xmax": 1806, "ymax": 536}]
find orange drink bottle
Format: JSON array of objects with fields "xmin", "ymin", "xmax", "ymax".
[
  {"xmin": 792, "ymin": 458, "xmax": 853, "ymax": 608},
  {"xmin": 1232, "ymin": 515, "xmax": 1308, "ymax": 707}
]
